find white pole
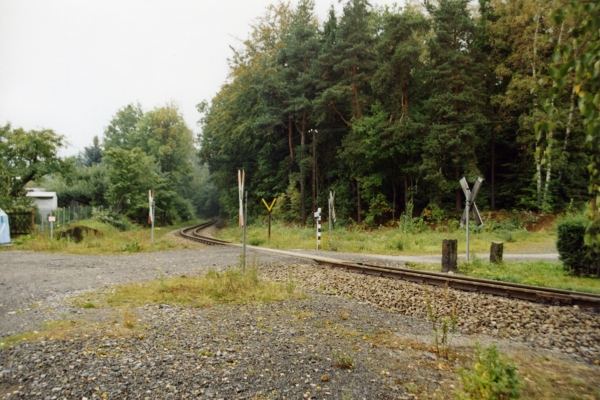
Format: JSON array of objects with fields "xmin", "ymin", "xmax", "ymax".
[
  {"xmin": 466, "ymin": 194, "xmax": 470, "ymax": 261},
  {"xmin": 151, "ymin": 200, "xmax": 155, "ymax": 245},
  {"xmin": 243, "ymin": 191, "xmax": 247, "ymax": 273}
]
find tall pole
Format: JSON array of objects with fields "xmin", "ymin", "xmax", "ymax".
[
  {"xmin": 328, "ymin": 197, "xmax": 332, "ymax": 249},
  {"xmin": 151, "ymin": 200, "xmax": 155, "ymax": 245},
  {"xmin": 268, "ymin": 210, "xmax": 271, "ymax": 240},
  {"xmin": 466, "ymin": 193, "xmax": 470, "ymax": 261},
  {"xmin": 243, "ymin": 191, "xmax": 247, "ymax": 273}
]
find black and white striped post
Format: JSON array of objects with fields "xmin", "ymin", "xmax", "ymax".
[{"xmin": 314, "ymin": 207, "xmax": 322, "ymax": 250}]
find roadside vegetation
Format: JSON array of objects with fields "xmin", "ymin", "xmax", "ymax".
[
  {"xmin": 1, "ymin": 217, "xmax": 204, "ymax": 255},
  {"xmin": 410, "ymin": 259, "xmax": 600, "ymax": 295},
  {"xmin": 215, "ymin": 211, "xmax": 557, "ymax": 256}
]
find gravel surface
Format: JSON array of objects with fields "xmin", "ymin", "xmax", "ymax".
[
  {"xmin": 0, "ymin": 248, "xmax": 298, "ymax": 337},
  {"xmin": 261, "ymin": 262, "xmax": 600, "ymax": 362},
  {"xmin": 1, "ymin": 246, "xmax": 599, "ymax": 399}
]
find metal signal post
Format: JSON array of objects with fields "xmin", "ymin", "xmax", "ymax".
[
  {"xmin": 148, "ymin": 190, "xmax": 155, "ymax": 245},
  {"xmin": 261, "ymin": 198, "xmax": 276, "ymax": 239},
  {"xmin": 459, "ymin": 177, "xmax": 484, "ymax": 260},
  {"xmin": 238, "ymin": 170, "xmax": 246, "ymax": 273}
]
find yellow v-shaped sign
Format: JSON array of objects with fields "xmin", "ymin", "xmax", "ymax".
[{"xmin": 261, "ymin": 198, "xmax": 276, "ymax": 212}]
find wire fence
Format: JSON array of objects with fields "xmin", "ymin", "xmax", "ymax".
[{"xmin": 36, "ymin": 206, "xmax": 101, "ymax": 234}]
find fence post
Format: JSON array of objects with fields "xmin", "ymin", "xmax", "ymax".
[{"xmin": 31, "ymin": 208, "xmax": 35, "ymax": 234}]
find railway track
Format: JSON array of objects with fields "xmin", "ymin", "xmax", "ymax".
[{"xmin": 180, "ymin": 221, "xmax": 600, "ymax": 311}]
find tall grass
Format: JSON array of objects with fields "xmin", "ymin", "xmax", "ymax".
[
  {"xmin": 407, "ymin": 258, "xmax": 600, "ymax": 294},
  {"xmin": 215, "ymin": 220, "xmax": 556, "ymax": 255},
  {"xmin": 2, "ymin": 218, "xmax": 205, "ymax": 254}
]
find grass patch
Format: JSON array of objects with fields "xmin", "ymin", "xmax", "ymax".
[
  {"xmin": 0, "ymin": 316, "xmax": 142, "ymax": 350},
  {"xmin": 514, "ymin": 354, "xmax": 600, "ymax": 399},
  {"xmin": 214, "ymin": 220, "xmax": 556, "ymax": 255},
  {"xmin": 2, "ymin": 218, "xmax": 206, "ymax": 255},
  {"xmin": 407, "ymin": 258, "xmax": 600, "ymax": 294},
  {"xmin": 74, "ymin": 266, "xmax": 305, "ymax": 309}
]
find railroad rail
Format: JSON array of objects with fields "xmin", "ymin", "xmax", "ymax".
[{"xmin": 180, "ymin": 221, "xmax": 600, "ymax": 311}]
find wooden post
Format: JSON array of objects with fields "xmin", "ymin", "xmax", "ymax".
[
  {"xmin": 442, "ymin": 239, "xmax": 458, "ymax": 273},
  {"xmin": 31, "ymin": 208, "xmax": 35, "ymax": 234},
  {"xmin": 268, "ymin": 211, "xmax": 271, "ymax": 240},
  {"xmin": 490, "ymin": 242, "xmax": 503, "ymax": 264}
]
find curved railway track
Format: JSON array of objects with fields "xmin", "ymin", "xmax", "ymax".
[{"xmin": 180, "ymin": 221, "xmax": 600, "ymax": 312}]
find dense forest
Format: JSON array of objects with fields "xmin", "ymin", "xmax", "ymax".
[{"xmin": 198, "ymin": 0, "xmax": 599, "ymax": 232}]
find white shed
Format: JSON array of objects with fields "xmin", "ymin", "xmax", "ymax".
[{"xmin": 26, "ymin": 190, "xmax": 58, "ymax": 215}]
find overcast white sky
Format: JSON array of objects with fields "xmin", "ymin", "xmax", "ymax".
[{"xmin": 0, "ymin": 0, "xmax": 403, "ymax": 156}]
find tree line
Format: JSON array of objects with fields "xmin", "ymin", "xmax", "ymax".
[
  {"xmin": 198, "ymin": 0, "xmax": 598, "ymax": 228},
  {"xmin": 1, "ymin": 104, "xmax": 219, "ymax": 224}
]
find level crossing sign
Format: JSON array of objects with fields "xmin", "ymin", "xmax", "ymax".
[
  {"xmin": 459, "ymin": 177, "xmax": 483, "ymax": 229},
  {"xmin": 459, "ymin": 176, "xmax": 484, "ymax": 260}
]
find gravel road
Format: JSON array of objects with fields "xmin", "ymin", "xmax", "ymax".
[
  {"xmin": 0, "ymin": 247, "xmax": 301, "ymax": 337},
  {"xmin": 1, "ymin": 246, "xmax": 598, "ymax": 399}
]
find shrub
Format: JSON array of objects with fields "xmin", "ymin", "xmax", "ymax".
[
  {"xmin": 93, "ymin": 209, "xmax": 132, "ymax": 231},
  {"xmin": 458, "ymin": 343, "xmax": 521, "ymax": 400},
  {"xmin": 249, "ymin": 238, "xmax": 265, "ymax": 246},
  {"xmin": 556, "ymin": 216, "xmax": 596, "ymax": 276},
  {"xmin": 122, "ymin": 240, "xmax": 142, "ymax": 252}
]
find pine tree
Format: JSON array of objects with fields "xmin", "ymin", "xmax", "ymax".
[{"xmin": 422, "ymin": 0, "xmax": 488, "ymax": 214}]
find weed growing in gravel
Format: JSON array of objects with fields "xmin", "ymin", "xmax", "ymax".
[
  {"xmin": 81, "ymin": 266, "xmax": 305, "ymax": 308},
  {"xmin": 426, "ymin": 286, "xmax": 458, "ymax": 359},
  {"xmin": 457, "ymin": 343, "xmax": 521, "ymax": 400},
  {"xmin": 332, "ymin": 352, "xmax": 354, "ymax": 369}
]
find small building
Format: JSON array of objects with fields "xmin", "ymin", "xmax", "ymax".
[
  {"xmin": 0, "ymin": 208, "xmax": 10, "ymax": 244},
  {"xmin": 26, "ymin": 189, "xmax": 58, "ymax": 217}
]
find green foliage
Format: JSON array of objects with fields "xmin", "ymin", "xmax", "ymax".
[
  {"xmin": 122, "ymin": 240, "xmax": 142, "ymax": 252},
  {"xmin": 249, "ymin": 238, "xmax": 266, "ymax": 246},
  {"xmin": 191, "ymin": 0, "xmax": 593, "ymax": 225},
  {"xmin": 104, "ymin": 147, "xmax": 160, "ymax": 220},
  {"xmin": 556, "ymin": 215, "xmax": 598, "ymax": 276},
  {"xmin": 398, "ymin": 200, "xmax": 426, "ymax": 233},
  {"xmin": 544, "ymin": 0, "xmax": 600, "ymax": 257},
  {"xmin": 93, "ymin": 209, "xmax": 132, "ymax": 231},
  {"xmin": 0, "ymin": 123, "xmax": 66, "ymax": 208},
  {"xmin": 332, "ymin": 352, "xmax": 354, "ymax": 369},
  {"xmin": 44, "ymin": 161, "xmax": 109, "ymax": 207},
  {"xmin": 103, "ymin": 104, "xmax": 144, "ymax": 151},
  {"xmin": 458, "ymin": 343, "xmax": 521, "ymax": 400},
  {"xmin": 426, "ymin": 297, "xmax": 458, "ymax": 359}
]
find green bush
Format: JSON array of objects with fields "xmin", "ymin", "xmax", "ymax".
[
  {"xmin": 556, "ymin": 216, "xmax": 596, "ymax": 276},
  {"xmin": 458, "ymin": 343, "xmax": 521, "ymax": 399},
  {"xmin": 93, "ymin": 209, "xmax": 132, "ymax": 231}
]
